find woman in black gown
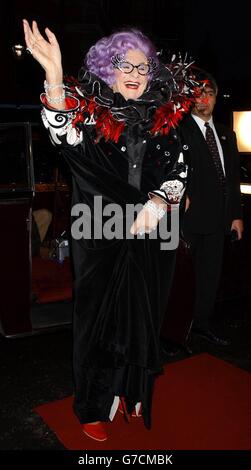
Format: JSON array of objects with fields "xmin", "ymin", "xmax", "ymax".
[{"xmin": 23, "ymin": 19, "xmax": 198, "ymax": 441}]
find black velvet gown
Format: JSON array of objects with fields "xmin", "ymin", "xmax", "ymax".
[{"xmin": 41, "ymin": 65, "xmax": 192, "ymax": 428}]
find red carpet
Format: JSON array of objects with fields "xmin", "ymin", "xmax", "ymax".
[{"xmin": 34, "ymin": 354, "xmax": 251, "ymax": 450}]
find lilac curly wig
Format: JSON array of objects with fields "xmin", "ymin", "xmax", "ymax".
[{"xmin": 85, "ymin": 29, "xmax": 159, "ymax": 85}]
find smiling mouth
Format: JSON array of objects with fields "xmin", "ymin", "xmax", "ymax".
[{"xmin": 124, "ymin": 82, "xmax": 140, "ymax": 89}]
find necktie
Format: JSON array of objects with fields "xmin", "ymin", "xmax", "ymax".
[{"xmin": 204, "ymin": 122, "xmax": 225, "ymax": 190}]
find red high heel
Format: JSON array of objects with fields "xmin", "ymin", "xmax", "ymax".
[
  {"xmin": 82, "ymin": 422, "xmax": 108, "ymax": 441},
  {"xmin": 132, "ymin": 403, "xmax": 142, "ymax": 418},
  {"xmin": 118, "ymin": 398, "xmax": 142, "ymax": 418},
  {"xmin": 119, "ymin": 397, "xmax": 131, "ymax": 422},
  {"xmin": 118, "ymin": 400, "xmax": 125, "ymax": 415}
]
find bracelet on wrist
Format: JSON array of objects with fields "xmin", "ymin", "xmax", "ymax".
[
  {"xmin": 144, "ymin": 199, "xmax": 166, "ymax": 220},
  {"xmin": 45, "ymin": 90, "xmax": 66, "ymax": 104},
  {"xmin": 44, "ymin": 80, "xmax": 64, "ymax": 91}
]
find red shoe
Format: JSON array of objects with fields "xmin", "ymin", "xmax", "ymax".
[
  {"xmin": 118, "ymin": 400, "xmax": 124, "ymax": 415},
  {"xmin": 118, "ymin": 399, "xmax": 142, "ymax": 418},
  {"xmin": 82, "ymin": 422, "xmax": 108, "ymax": 442},
  {"xmin": 131, "ymin": 406, "xmax": 142, "ymax": 418},
  {"xmin": 118, "ymin": 397, "xmax": 131, "ymax": 422}
]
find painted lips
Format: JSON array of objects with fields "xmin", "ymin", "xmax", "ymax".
[{"xmin": 124, "ymin": 82, "xmax": 140, "ymax": 89}]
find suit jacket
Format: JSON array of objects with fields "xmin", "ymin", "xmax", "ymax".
[{"xmin": 180, "ymin": 115, "xmax": 242, "ymax": 234}]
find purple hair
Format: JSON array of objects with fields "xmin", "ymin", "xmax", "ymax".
[{"xmin": 85, "ymin": 29, "xmax": 159, "ymax": 85}]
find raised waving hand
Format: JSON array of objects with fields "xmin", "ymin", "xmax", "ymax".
[{"xmin": 23, "ymin": 19, "xmax": 63, "ymax": 83}]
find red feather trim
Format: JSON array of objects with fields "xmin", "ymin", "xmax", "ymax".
[
  {"xmin": 65, "ymin": 59, "xmax": 203, "ymax": 143},
  {"xmin": 94, "ymin": 107, "xmax": 125, "ymax": 143},
  {"xmin": 69, "ymin": 86, "xmax": 201, "ymax": 143},
  {"xmin": 71, "ymin": 97, "xmax": 125, "ymax": 142},
  {"xmin": 151, "ymin": 95, "xmax": 195, "ymax": 136}
]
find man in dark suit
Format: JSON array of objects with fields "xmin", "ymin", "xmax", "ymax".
[{"xmin": 181, "ymin": 72, "xmax": 243, "ymax": 345}]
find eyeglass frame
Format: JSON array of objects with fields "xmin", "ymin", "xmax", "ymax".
[{"xmin": 111, "ymin": 54, "xmax": 156, "ymax": 76}]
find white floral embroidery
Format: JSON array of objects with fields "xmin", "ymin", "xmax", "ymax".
[
  {"xmin": 160, "ymin": 179, "xmax": 185, "ymax": 203},
  {"xmin": 148, "ymin": 152, "xmax": 187, "ymax": 205}
]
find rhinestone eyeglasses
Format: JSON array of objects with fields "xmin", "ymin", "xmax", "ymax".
[{"xmin": 111, "ymin": 55, "xmax": 156, "ymax": 75}]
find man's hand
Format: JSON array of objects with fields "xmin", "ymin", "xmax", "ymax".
[{"xmin": 231, "ymin": 219, "xmax": 244, "ymax": 240}]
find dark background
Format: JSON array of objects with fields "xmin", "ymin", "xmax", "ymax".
[{"xmin": 1, "ymin": 0, "xmax": 251, "ymax": 122}]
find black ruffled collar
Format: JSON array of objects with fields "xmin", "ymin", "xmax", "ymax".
[{"xmin": 77, "ymin": 63, "xmax": 176, "ymax": 126}]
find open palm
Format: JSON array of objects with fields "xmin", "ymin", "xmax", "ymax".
[{"xmin": 23, "ymin": 19, "xmax": 62, "ymax": 76}]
